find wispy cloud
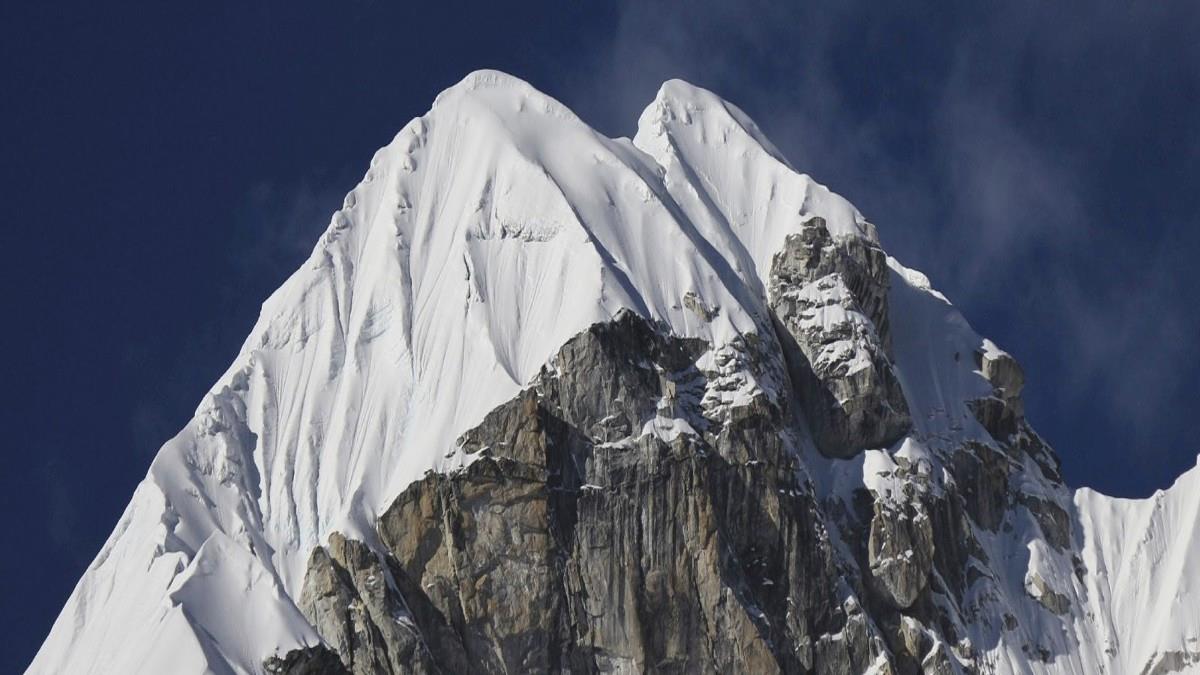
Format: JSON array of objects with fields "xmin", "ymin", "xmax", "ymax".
[
  {"xmin": 564, "ymin": 0, "xmax": 1200, "ymax": 492},
  {"xmin": 935, "ymin": 94, "xmax": 1085, "ymax": 293},
  {"xmin": 228, "ymin": 179, "xmax": 349, "ymax": 289},
  {"xmin": 125, "ymin": 176, "xmax": 349, "ymax": 461},
  {"xmin": 40, "ymin": 454, "xmax": 88, "ymax": 565}
]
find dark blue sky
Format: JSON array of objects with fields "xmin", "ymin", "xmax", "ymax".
[{"xmin": 3, "ymin": 2, "xmax": 1198, "ymax": 670}]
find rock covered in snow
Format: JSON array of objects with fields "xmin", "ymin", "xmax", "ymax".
[{"xmin": 768, "ymin": 215, "xmax": 912, "ymax": 458}]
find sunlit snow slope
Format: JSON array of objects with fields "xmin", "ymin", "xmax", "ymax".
[{"xmin": 30, "ymin": 71, "xmax": 1200, "ymax": 675}]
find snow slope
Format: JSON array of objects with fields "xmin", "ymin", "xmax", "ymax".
[
  {"xmin": 30, "ymin": 71, "xmax": 1200, "ymax": 674},
  {"xmin": 1075, "ymin": 460, "xmax": 1200, "ymax": 673}
]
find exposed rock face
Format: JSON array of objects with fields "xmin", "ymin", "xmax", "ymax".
[
  {"xmin": 979, "ymin": 347, "xmax": 1025, "ymax": 408},
  {"xmin": 950, "ymin": 442, "xmax": 1011, "ymax": 533},
  {"xmin": 292, "ymin": 312, "xmax": 896, "ymax": 674},
  {"xmin": 276, "ymin": 236, "xmax": 1089, "ymax": 674},
  {"xmin": 921, "ymin": 644, "xmax": 957, "ymax": 675},
  {"xmin": 1018, "ymin": 494, "xmax": 1072, "ymax": 551},
  {"xmin": 1026, "ymin": 572, "xmax": 1071, "ymax": 615},
  {"xmin": 768, "ymin": 216, "xmax": 911, "ymax": 458},
  {"xmin": 811, "ymin": 597, "xmax": 892, "ymax": 675},
  {"xmin": 969, "ymin": 345, "xmax": 1026, "ymax": 441},
  {"xmin": 298, "ymin": 533, "xmax": 444, "ymax": 674},
  {"xmin": 263, "ymin": 646, "xmax": 349, "ymax": 675},
  {"xmin": 1140, "ymin": 648, "xmax": 1200, "ymax": 675},
  {"xmin": 867, "ymin": 501, "xmax": 935, "ymax": 609}
]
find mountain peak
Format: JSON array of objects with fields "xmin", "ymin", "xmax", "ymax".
[
  {"xmin": 30, "ymin": 72, "xmax": 1200, "ymax": 675},
  {"xmin": 641, "ymin": 77, "xmax": 793, "ymax": 169},
  {"xmin": 429, "ymin": 69, "xmax": 578, "ymax": 122}
]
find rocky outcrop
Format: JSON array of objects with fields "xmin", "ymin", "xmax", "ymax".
[
  {"xmin": 769, "ymin": 217, "xmax": 894, "ymax": 351},
  {"xmin": 271, "ymin": 294, "xmax": 1096, "ymax": 675},
  {"xmin": 1026, "ymin": 572, "xmax": 1071, "ymax": 615},
  {"xmin": 287, "ymin": 312, "xmax": 902, "ymax": 674},
  {"xmin": 979, "ymin": 346, "xmax": 1025, "ymax": 406},
  {"xmin": 1018, "ymin": 494, "xmax": 1072, "ymax": 551},
  {"xmin": 768, "ymin": 216, "xmax": 911, "ymax": 458},
  {"xmin": 950, "ymin": 442, "xmax": 1011, "ymax": 532},
  {"xmin": 298, "ymin": 533, "xmax": 444, "ymax": 674},
  {"xmin": 811, "ymin": 597, "xmax": 894, "ymax": 675},
  {"xmin": 263, "ymin": 296, "xmax": 1105, "ymax": 675},
  {"xmin": 969, "ymin": 345, "xmax": 1026, "ymax": 441},
  {"xmin": 867, "ymin": 501, "xmax": 935, "ymax": 610},
  {"xmin": 263, "ymin": 646, "xmax": 349, "ymax": 675},
  {"xmin": 1139, "ymin": 648, "xmax": 1200, "ymax": 675},
  {"xmin": 921, "ymin": 643, "xmax": 957, "ymax": 675},
  {"xmin": 267, "ymin": 243, "xmax": 1091, "ymax": 675}
]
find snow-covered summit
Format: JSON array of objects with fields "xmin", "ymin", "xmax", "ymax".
[
  {"xmin": 30, "ymin": 71, "xmax": 1200, "ymax": 675},
  {"xmin": 30, "ymin": 70, "xmax": 877, "ymax": 674}
]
